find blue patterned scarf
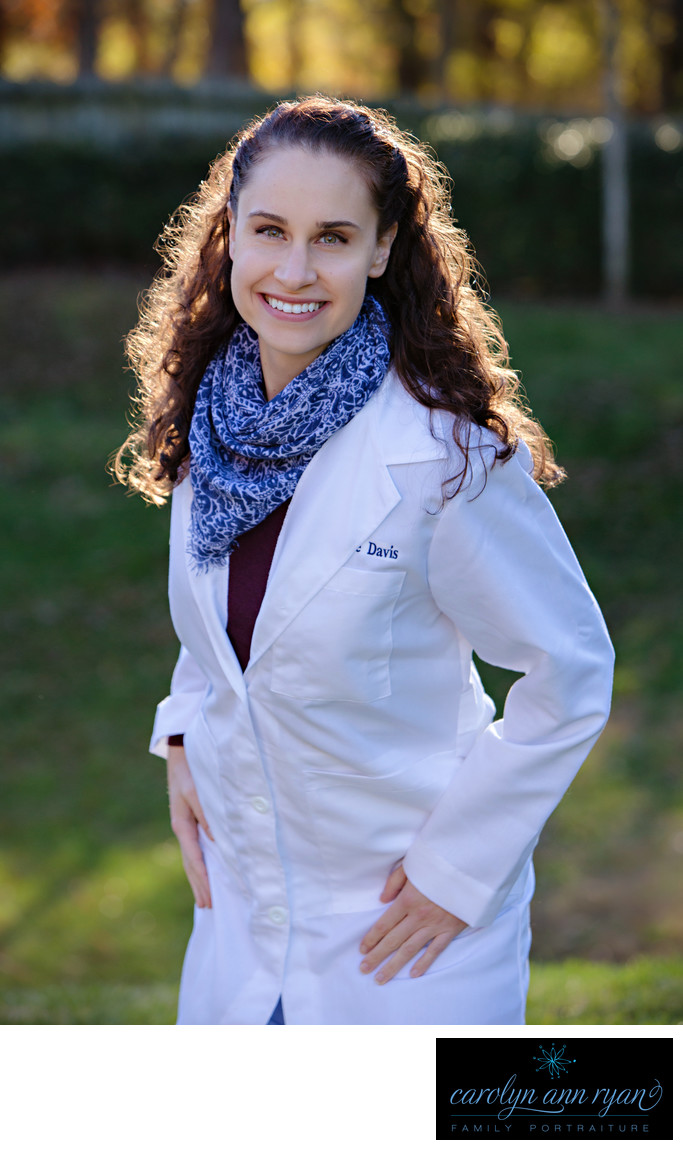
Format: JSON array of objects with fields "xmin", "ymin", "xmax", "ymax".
[{"xmin": 187, "ymin": 295, "xmax": 391, "ymax": 571}]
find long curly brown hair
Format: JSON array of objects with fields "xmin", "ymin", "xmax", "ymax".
[{"xmin": 114, "ymin": 95, "xmax": 564, "ymax": 503}]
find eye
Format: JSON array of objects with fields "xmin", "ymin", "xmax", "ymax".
[
  {"xmin": 319, "ymin": 232, "xmax": 347, "ymax": 246},
  {"xmin": 256, "ymin": 225, "xmax": 283, "ymax": 238}
]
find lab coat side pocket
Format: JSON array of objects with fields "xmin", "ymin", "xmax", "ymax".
[{"xmin": 302, "ymin": 748, "xmax": 461, "ymax": 914}]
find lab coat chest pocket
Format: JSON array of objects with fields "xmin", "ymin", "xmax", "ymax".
[{"xmin": 270, "ymin": 567, "xmax": 406, "ymax": 702}]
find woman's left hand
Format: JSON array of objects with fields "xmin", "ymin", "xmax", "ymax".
[{"xmin": 359, "ymin": 863, "xmax": 468, "ymax": 984}]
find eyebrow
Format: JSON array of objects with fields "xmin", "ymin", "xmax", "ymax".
[{"xmin": 247, "ymin": 210, "xmax": 360, "ymax": 230}]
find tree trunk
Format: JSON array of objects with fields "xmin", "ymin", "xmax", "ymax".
[
  {"xmin": 74, "ymin": 0, "xmax": 100, "ymax": 78},
  {"xmin": 434, "ymin": 0, "xmax": 457, "ymax": 101},
  {"xmin": 473, "ymin": 2, "xmax": 498, "ymax": 101},
  {"xmin": 160, "ymin": 0, "xmax": 191, "ymax": 77},
  {"xmin": 286, "ymin": 0, "xmax": 305, "ymax": 90},
  {"xmin": 658, "ymin": 0, "xmax": 683, "ymax": 111},
  {"xmin": 205, "ymin": 0, "xmax": 249, "ymax": 81},
  {"xmin": 389, "ymin": 0, "xmax": 430, "ymax": 94},
  {"xmin": 121, "ymin": 0, "xmax": 153, "ymax": 75},
  {"xmin": 601, "ymin": 0, "xmax": 630, "ymax": 307},
  {"xmin": 0, "ymin": 0, "xmax": 9, "ymax": 73},
  {"xmin": 515, "ymin": 1, "xmax": 542, "ymax": 107}
]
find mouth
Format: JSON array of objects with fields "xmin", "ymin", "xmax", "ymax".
[{"xmin": 262, "ymin": 294, "xmax": 328, "ymax": 316}]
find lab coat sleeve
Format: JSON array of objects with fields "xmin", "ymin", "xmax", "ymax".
[
  {"xmin": 149, "ymin": 643, "xmax": 209, "ymax": 759},
  {"xmin": 403, "ymin": 442, "xmax": 614, "ymax": 929}
]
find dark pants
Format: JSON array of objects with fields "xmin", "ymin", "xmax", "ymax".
[{"xmin": 267, "ymin": 997, "xmax": 285, "ymax": 1025}]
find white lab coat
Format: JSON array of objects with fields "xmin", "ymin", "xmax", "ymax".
[{"xmin": 151, "ymin": 369, "xmax": 614, "ymax": 1025}]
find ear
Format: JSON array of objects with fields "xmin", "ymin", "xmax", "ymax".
[
  {"xmin": 227, "ymin": 204, "xmax": 236, "ymax": 261},
  {"xmin": 368, "ymin": 222, "xmax": 398, "ymax": 279}
]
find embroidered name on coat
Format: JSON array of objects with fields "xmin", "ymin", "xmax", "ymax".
[{"xmin": 356, "ymin": 541, "xmax": 399, "ymax": 559}]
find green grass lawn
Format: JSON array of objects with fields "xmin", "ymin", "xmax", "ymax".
[
  {"xmin": 1, "ymin": 269, "xmax": 682, "ymax": 1024},
  {"xmin": 1, "ymin": 956, "xmax": 681, "ymax": 1024}
]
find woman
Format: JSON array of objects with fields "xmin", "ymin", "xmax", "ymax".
[{"xmin": 115, "ymin": 95, "xmax": 614, "ymax": 1025}]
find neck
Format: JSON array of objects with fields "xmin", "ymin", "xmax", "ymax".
[{"xmin": 259, "ymin": 343, "xmax": 326, "ymax": 401}]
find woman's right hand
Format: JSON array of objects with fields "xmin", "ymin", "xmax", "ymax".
[{"xmin": 167, "ymin": 744, "xmax": 213, "ymax": 908}]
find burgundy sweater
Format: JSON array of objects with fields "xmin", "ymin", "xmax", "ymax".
[{"xmin": 167, "ymin": 500, "xmax": 291, "ymax": 747}]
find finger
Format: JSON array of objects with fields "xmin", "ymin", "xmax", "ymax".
[
  {"xmin": 359, "ymin": 900, "xmax": 407, "ymax": 955},
  {"xmin": 373, "ymin": 927, "xmax": 436, "ymax": 984},
  {"xmin": 183, "ymin": 862, "xmax": 211, "ymax": 908},
  {"xmin": 379, "ymin": 862, "xmax": 407, "ymax": 903},
  {"xmin": 408, "ymin": 930, "xmax": 456, "ymax": 978},
  {"xmin": 177, "ymin": 778, "xmax": 214, "ymax": 843},
  {"xmin": 186, "ymin": 793, "xmax": 214, "ymax": 841},
  {"xmin": 360, "ymin": 917, "xmax": 415, "ymax": 973},
  {"xmin": 190, "ymin": 870, "xmax": 212, "ymax": 909},
  {"xmin": 173, "ymin": 815, "xmax": 212, "ymax": 908},
  {"xmin": 167, "ymin": 752, "xmax": 215, "ymax": 842},
  {"xmin": 179, "ymin": 837, "xmax": 212, "ymax": 908}
]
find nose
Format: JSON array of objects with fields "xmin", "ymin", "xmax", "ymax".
[{"xmin": 273, "ymin": 242, "xmax": 317, "ymax": 291}]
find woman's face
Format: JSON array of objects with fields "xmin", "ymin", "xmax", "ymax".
[{"xmin": 228, "ymin": 145, "xmax": 396, "ymax": 399}]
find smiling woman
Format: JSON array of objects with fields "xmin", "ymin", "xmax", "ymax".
[
  {"xmin": 113, "ymin": 96, "xmax": 613, "ymax": 1026},
  {"xmin": 227, "ymin": 148, "xmax": 396, "ymax": 397}
]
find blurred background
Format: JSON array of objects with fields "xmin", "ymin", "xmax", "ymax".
[{"xmin": 1, "ymin": 0, "xmax": 681, "ymax": 1024}]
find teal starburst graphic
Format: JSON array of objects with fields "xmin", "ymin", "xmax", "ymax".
[{"xmin": 533, "ymin": 1043, "xmax": 576, "ymax": 1079}]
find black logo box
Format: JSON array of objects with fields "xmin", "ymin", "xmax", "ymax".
[{"xmin": 436, "ymin": 1037, "xmax": 673, "ymax": 1140}]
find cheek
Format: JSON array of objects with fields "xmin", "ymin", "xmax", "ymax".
[
  {"xmin": 230, "ymin": 249, "xmax": 257, "ymax": 298},
  {"xmin": 235, "ymin": 244, "xmax": 274, "ymax": 288},
  {"xmin": 342, "ymin": 267, "xmax": 373, "ymax": 309},
  {"xmin": 229, "ymin": 264, "xmax": 254, "ymax": 321}
]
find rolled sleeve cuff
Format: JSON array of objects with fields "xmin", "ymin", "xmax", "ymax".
[
  {"xmin": 149, "ymin": 691, "xmax": 206, "ymax": 758},
  {"xmin": 402, "ymin": 839, "xmax": 528, "ymax": 929}
]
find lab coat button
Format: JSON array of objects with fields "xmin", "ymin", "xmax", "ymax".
[
  {"xmin": 268, "ymin": 906, "xmax": 288, "ymax": 925},
  {"xmin": 251, "ymin": 796, "xmax": 269, "ymax": 814}
]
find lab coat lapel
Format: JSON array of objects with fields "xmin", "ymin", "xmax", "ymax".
[
  {"xmin": 247, "ymin": 388, "xmax": 400, "ymax": 669},
  {"xmin": 180, "ymin": 369, "xmax": 446, "ymax": 688}
]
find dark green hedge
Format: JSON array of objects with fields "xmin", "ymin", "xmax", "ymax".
[
  {"xmin": 1, "ymin": 88, "xmax": 681, "ymax": 297},
  {"xmin": 435, "ymin": 128, "xmax": 603, "ymax": 296},
  {"xmin": 2, "ymin": 139, "xmax": 216, "ymax": 267},
  {"xmin": 433, "ymin": 125, "xmax": 683, "ymax": 299}
]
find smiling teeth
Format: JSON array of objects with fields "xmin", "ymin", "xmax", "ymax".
[{"xmin": 265, "ymin": 296, "xmax": 323, "ymax": 314}]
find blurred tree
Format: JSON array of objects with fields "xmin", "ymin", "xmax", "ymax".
[
  {"xmin": 600, "ymin": 0, "xmax": 629, "ymax": 305},
  {"xmin": 120, "ymin": 0, "xmax": 153, "ymax": 74},
  {"xmin": 285, "ymin": 0, "xmax": 304, "ymax": 89},
  {"xmin": 657, "ymin": 0, "xmax": 683, "ymax": 108},
  {"xmin": 504, "ymin": 0, "xmax": 544, "ymax": 106},
  {"xmin": 0, "ymin": 1, "xmax": 8, "ymax": 72},
  {"xmin": 388, "ymin": 0, "xmax": 431, "ymax": 93},
  {"xmin": 73, "ymin": 0, "xmax": 101, "ymax": 77},
  {"xmin": 159, "ymin": 0, "xmax": 191, "ymax": 77},
  {"xmin": 472, "ymin": 1, "xmax": 498, "ymax": 100},
  {"xmin": 205, "ymin": 0, "xmax": 248, "ymax": 80},
  {"xmin": 433, "ymin": 0, "xmax": 457, "ymax": 98},
  {"xmin": 1, "ymin": 0, "xmax": 681, "ymax": 113},
  {"xmin": 2, "ymin": 0, "xmax": 72, "ymax": 79}
]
